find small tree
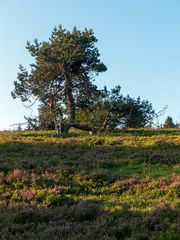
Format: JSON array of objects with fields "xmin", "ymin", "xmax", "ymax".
[
  {"xmin": 76, "ymin": 86, "xmax": 156, "ymax": 131},
  {"xmin": 163, "ymin": 116, "xmax": 176, "ymax": 128},
  {"xmin": 124, "ymin": 96, "xmax": 155, "ymax": 128}
]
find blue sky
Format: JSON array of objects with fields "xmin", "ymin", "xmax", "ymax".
[{"xmin": 0, "ymin": 0, "xmax": 180, "ymax": 129}]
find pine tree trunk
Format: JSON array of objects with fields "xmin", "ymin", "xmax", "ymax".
[
  {"xmin": 64, "ymin": 75, "xmax": 75, "ymax": 124},
  {"xmin": 100, "ymin": 110, "xmax": 111, "ymax": 132},
  {"xmin": 55, "ymin": 116, "xmax": 70, "ymax": 134}
]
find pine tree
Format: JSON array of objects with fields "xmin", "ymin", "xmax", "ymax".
[
  {"xmin": 163, "ymin": 116, "xmax": 176, "ymax": 128},
  {"xmin": 11, "ymin": 25, "xmax": 107, "ymax": 133}
]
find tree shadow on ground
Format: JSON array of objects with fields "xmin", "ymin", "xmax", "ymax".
[
  {"xmin": 0, "ymin": 140, "xmax": 179, "ymax": 177},
  {"xmin": 0, "ymin": 200, "xmax": 179, "ymax": 240}
]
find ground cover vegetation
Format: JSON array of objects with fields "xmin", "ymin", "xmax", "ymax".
[{"xmin": 0, "ymin": 129, "xmax": 179, "ymax": 239}]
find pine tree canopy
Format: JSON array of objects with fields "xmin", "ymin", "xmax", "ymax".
[{"xmin": 11, "ymin": 25, "xmax": 107, "ymax": 132}]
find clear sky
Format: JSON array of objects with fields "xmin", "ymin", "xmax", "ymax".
[{"xmin": 0, "ymin": 0, "xmax": 180, "ymax": 129}]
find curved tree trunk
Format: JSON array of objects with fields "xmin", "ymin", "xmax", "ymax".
[{"xmin": 100, "ymin": 110, "xmax": 111, "ymax": 132}]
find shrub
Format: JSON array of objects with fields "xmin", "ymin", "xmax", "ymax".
[{"xmin": 71, "ymin": 201, "xmax": 99, "ymax": 221}]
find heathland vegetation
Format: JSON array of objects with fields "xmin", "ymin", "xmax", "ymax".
[{"xmin": 0, "ymin": 129, "xmax": 179, "ymax": 239}]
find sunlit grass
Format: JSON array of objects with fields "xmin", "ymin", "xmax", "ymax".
[{"xmin": 0, "ymin": 129, "xmax": 179, "ymax": 239}]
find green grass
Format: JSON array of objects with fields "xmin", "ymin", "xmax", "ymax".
[{"xmin": 0, "ymin": 129, "xmax": 179, "ymax": 239}]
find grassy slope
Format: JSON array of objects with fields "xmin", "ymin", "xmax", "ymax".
[{"xmin": 0, "ymin": 129, "xmax": 179, "ymax": 239}]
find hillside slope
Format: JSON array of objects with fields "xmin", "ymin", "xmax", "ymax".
[{"xmin": 0, "ymin": 129, "xmax": 179, "ymax": 239}]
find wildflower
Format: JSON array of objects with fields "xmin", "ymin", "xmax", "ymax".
[{"xmin": 52, "ymin": 186, "xmax": 66, "ymax": 195}]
